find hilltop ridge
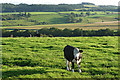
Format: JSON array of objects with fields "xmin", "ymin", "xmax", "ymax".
[{"xmin": 1, "ymin": 2, "xmax": 117, "ymax": 12}]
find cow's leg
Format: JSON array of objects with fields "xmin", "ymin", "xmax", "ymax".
[
  {"xmin": 65, "ymin": 59, "xmax": 69, "ymax": 70},
  {"xmin": 68, "ymin": 61, "xmax": 71, "ymax": 71},
  {"xmin": 78, "ymin": 63, "xmax": 82, "ymax": 73},
  {"xmin": 72, "ymin": 62, "xmax": 74, "ymax": 72}
]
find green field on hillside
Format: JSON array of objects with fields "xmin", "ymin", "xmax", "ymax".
[
  {"xmin": 2, "ymin": 21, "xmax": 118, "ymax": 30},
  {"xmin": 2, "ymin": 13, "xmax": 67, "ymax": 26},
  {"xmin": 29, "ymin": 14, "xmax": 67, "ymax": 24},
  {"xmin": 83, "ymin": 5, "xmax": 98, "ymax": 8},
  {"xmin": 1, "ymin": 12, "xmax": 58, "ymax": 15},
  {"xmin": 2, "ymin": 11, "xmax": 118, "ymax": 27},
  {"xmin": 2, "ymin": 37, "xmax": 119, "ymax": 78},
  {"xmin": 2, "ymin": 11, "xmax": 118, "ymax": 31}
]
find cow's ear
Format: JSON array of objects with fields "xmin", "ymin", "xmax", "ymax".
[{"xmin": 79, "ymin": 50, "xmax": 83, "ymax": 53}]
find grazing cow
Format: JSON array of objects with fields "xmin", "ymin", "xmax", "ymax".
[{"xmin": 64, "ymin": 45, "xmax": 83, "ymax": 73}]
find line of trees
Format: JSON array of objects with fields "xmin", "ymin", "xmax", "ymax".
[
  {"xmin": 1, "ymin": 3, "xmax": 79, "ymax": 12},
  {"xmin": 2, "ymin": 12, "xmax": 31, "ymax": 21},
  {"xmin": 2, "ymin": 12, "xmax": 48, "ymax": 26},
  {"xmin": 65, "ymin": 12, "xmax": 95, "ymax": 23},
  {"xmin": 66, "ymin": 12, "xmax": 83, "ymax": 23},
  {"xmin": 1, "ymin": 3, "xmax": 117, "ymax": 12},
  {"xmin": 2, "ymin": 28, "xmax": 120, "ymax": 37}
]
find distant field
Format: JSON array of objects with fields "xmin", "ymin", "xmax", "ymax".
[
  {"xmin": 3, "ymin": 21, "xmax": 118, "ymax": 30},
  {"xmin": 29, "ymin": 14, "xmax": 66, "ymax": 24},
  {"xmin": 0, "ymin": 12, "xmax": 58, "ymax": 15},
  {"xmin": 59, "ymin": 11, "xmax": 117, "ymax": 14},
  {"xmin": 83, "ymin": 5, "xmax": 98, "ymax": 7},
  {"xmin": 1, "ymin": 11, "xmax": 118, "ymax": 30},
  {"xmin": 1, "ymin": 11, "xmax": 118, "ymax": 15},
  {"xmin": 2, "ymin": 12, "xmax": 67, "ymax": 26},
  {"xmin": 2, "ymin": 37, "xmax": 119, "ymax": 78}
]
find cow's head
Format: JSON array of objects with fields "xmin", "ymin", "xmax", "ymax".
[{"xmin": 75, "ymin": 50, "xmax": 83, "ymax": 64}]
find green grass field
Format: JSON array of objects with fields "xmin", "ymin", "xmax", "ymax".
[
  {"xmin": 0, "ymin": 12, "xmax": 58, "ymax": 15},
  {"xmin": 2, "ymin": 11, "xmax": 118, "ymax": 30},
  {"xmin": 2, "ymin": 11, "xmax": 118, "ymax": 28},
  {"xmin": 3, "ymin": 21, "xmax": 118, "ymax": 30},
  {"xmin": 2, "ymin": 14, "xmax": 67, "ymax": 26},
  {"xmin": 2, "ymin": 37, "xmax": 119, "ymax": 79},
  {"xmin": 29, "ymin": 14, "xmax": 67, "ymax": 24}
]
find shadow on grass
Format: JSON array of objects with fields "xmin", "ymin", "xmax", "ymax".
[{"xmin": 2, "ymin": 67, "xmax": 59, "ymax": 78}]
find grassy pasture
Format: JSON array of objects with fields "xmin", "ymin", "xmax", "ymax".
[
  {"xmin": 2, "ymin": 37, "xmax": 119, "ymax": 78},
  {"xmin": 3, "ymin": 21, "xmax": 118, "ymax": 30},
  {"xmin": 1, "ymin": 11, "xmax": 118, "ymax": 28},
  {"xmin": 2, "ymin": 13, "xmax": 67, "ymax": 26},
  {"xmin": 2, "ymin": 11, "xmax": 118, "ymax": 30},
  {"xmin": 29, "ymin": 14, "xmax": 67, "ymax": 24},
  {"xmin": 0, "ymin": 12, "xmax": 58, "ymax": 15},
  {"xmin": 1, "ymin": 11, "xmax": 117, "ymax": 15},
  {"xmin": 59, "ymin": 11, "xmax": 118, "ymax": 14},
  {"xmin": 83, "ymin": 5, "xmax": 98, "ymax": 8}
]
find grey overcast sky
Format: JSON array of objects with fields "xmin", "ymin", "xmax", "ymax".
[{"xmin": 0, "ymin": 0, "xmax": 119, "ymax": 6}]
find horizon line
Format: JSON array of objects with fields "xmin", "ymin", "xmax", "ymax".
[{"xmin": 0, "ymin": 2, "xmax": 118, "ymax": 6}]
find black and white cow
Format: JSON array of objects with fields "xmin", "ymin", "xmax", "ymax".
[{"xmin": 64, "ymin": 45, "xmax": 83, "ymax": 73}]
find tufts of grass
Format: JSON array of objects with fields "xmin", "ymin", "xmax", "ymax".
[{"xmin": 2, "ymin": 36, "xmax": 119, "ymax": 78}]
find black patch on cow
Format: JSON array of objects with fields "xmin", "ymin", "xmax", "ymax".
[{"xmin": 64, "ymin": 45, "xmax": 75, "ymax": 62}]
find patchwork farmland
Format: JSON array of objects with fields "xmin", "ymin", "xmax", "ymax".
[
  {"xmin": 1, "ymin": 2, "xmax": 119, "ymax": 79},
  {"xmin": 2, "ymin": 11, "xmax": 118, "ymax": 30}
]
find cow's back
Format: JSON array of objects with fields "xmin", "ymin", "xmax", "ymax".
[{"xmin": 64, "ymin": 45, "xmax": 75, "ymax": 62}]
